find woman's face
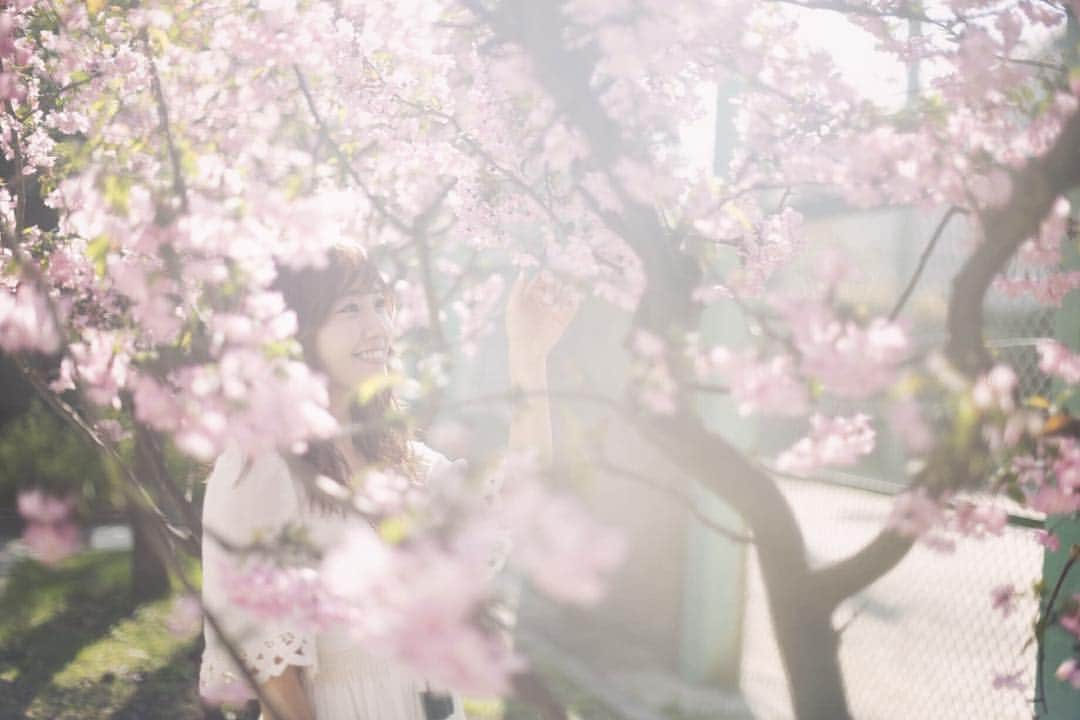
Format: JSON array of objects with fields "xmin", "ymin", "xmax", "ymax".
[{"xmin": 314, "ymin": 282, "xmax": 393, "ymax": 392}]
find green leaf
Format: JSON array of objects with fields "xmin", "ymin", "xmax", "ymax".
[
  {"xmin": 86, "ymin": 235, "xmax": 111, "ymax": 278},
  {"xmin": 377, "ymin": 515, "xmax": 412, "ymax": 545},
  {"xmin": 355, "ymin": 372, "xmax": 404, "ymax": 405},
  {"xmin": 1025, "ymin": 394, "xmax": 1051, "ymax": 410},
  {"xmin": 102, "ymin": 175, "xmax": 130, "ymax": 215}
]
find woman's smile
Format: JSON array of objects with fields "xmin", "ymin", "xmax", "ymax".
[{"xmin": 352, "ymin": 346, "xmax": 388, "ymax": 363}]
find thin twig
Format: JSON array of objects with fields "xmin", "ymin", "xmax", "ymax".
[
  {"xmin": 292, "ymin": 64, "xmax": 413, "ymax": 237},
  {"xmin": 599, "ymin": 460, "xmax": 753, "ymax": 544},
  {"xmin": 1034, "ymin": 543, "xmax": 1080, "ymax": 717},
  {"xmin": 889, "ymin": 206, "xmax": 961, "ymax": 322},
  {"xmin": 141, "ymin": 32, "xmax": 189, "ymax": 213}
]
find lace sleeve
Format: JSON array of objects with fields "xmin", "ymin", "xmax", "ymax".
[
  {"xmin": 199, "ymin": 623, "xmax": 316, "ymax": 703},
  {"xmin": 198, "ymin": 445, "xmax": 318, "ymax": 704}
]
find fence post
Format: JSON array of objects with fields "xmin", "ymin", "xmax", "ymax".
[{"xmin": 1037, "ymin": 230, "xmax": 1080, "ymax": 719}]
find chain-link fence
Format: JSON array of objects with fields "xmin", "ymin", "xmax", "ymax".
[
  {"xmin": 740, "ymin": 477, "xmax": 1043, "ymax": 720},
  {"xmin": 734, "ymin": 208, "xmax": 1055, "ymax": 718}
]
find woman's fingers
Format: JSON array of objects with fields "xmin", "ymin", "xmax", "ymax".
[{"xmin": 511, "ymin": 269, "xmax": 581, "ymax": 319}]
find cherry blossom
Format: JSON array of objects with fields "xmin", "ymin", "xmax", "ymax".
[
  {"xmin": 972, "ymin": 365, "xmax": 1018, "ymax": 413},
  {"xmin": 0, "ymin": 0, "xmax": 1077, "ymax": 705},
  {"xmin": 992, "ymin": 671, "xmax": 1026, "ymax": 692},
  {"xmin": 990, "ymin": 583, "xmax": 1018, "ymax": 617},
  {"xmin": 1059, "ymin": 658, "xmax": 1080, "ymax": 689},
  {"xmin": 17, "ymin": 489, "xmax": 81, "ymax": 565},
  {"xmin": 1038, "ymin": 339, "xmax": 1080, "ymax": 385},
  {"xmin": 0, "ymin": 283, "xmax": 61, "ymax": 355},
  {"xmin": 708, "ymin": 347, "xmax": 809, "ymax": 417},
  {"xmin": 887, "ymin": 397, "xmax": 935, "ymax": 455},
  {"xmin": 776, "ymin": 413, "xmax": 876, "ymax": 475},
  {"xmin": 1035, "ymin": 529, "xmax": 1061, "ymax": 553},
  {"xmin": 774, "ymin": 297, "xmax": 909, "ymax": 399}
]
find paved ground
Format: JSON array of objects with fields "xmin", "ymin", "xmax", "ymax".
[{"xmin": 740, "ymin": 480, "xmax": 1042, "ymax": 720}]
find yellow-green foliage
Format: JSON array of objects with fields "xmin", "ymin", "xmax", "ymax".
[
  {"xmin": 0, "ymin": 550, "xmax": 204, "ymax": 720},
  {"xmin": 0, "ymin": 399, "xmax": 114, "ymax": 513}
]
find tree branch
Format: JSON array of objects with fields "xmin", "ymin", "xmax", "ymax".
[
  {"xmin": 292, "ymin": 64, "xmax": 413, "ymax": 236},
  {"xmin": 889, "ymin": 206, "xmax": 962, "ymax": 322},
  {"xmin": 142, "ymin": 33, "xmax": 189, "ymax": 214},
  {"xmin": 945, "ymin": 109, "xmax": 1080, "ymax": 376},
  {"xmin": 812, "ymin": 526, "xmax": 915, "ymax": 612}
]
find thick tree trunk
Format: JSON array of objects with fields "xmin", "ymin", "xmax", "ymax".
[
  {"xmin": 770, "ymin": 583, "xmax": 850, "ymax": 719},
  {"xmin": 128, "ymin": 499, "xmax": 170, "ymax": 604},
  {"xmin": 129, "ymin": 429, "xmax": 170, "ymax": 604},
  {"xmin": 641, "ymin": 414, "xmax": 854, "ymax": 718}
]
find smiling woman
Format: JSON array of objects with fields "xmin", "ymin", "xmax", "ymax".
[
  {"xmin": 198, "ymin": 246, "xmax": 581, "ymax": 720},
  {"xmin": 315, "ymin": 284, "xmax": 393, "ymax": 396},
  {"xmin": 275, "ymin": 248, "xmax": 417, "ymax": 496},
  {"xmin": 198, "ymin": 247, "xmax": 462, "ymax": 720}
]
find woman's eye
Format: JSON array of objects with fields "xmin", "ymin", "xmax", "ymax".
[
  {"xmin": 374, "ymin": 298, "xmax": 388, "ymax": 313},
  {"xmin": 338, "ymin": 302, "xmax": 360, "ymax": 314}
]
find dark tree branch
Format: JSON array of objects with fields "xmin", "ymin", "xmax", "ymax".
[
  {"xmin": 945, "ymin": 109, "xmax": 1080, "ymax": 376},
  {"xmin": 510, "ymin": 670, "xmax": 570, "ymax": 720},
  {"xmin": 889, "ymin": 206, "xmax": 962, "ymax": 322},
  {"xmin": 468, "ymin": 3, "xmax": 849, "ymax": 715},
  {"xmin": 1035, "ymin": 544, "xmax": 1080, "ymax": 717},
  {"xmin": 812, "ymin": 527, "xmax": 915, "ymax": 612},
  {"xmin": 142, "ymin": 34, "xmax": 189, "ymax": 214},
  {"xmin": 762, "ymin": 0, "xmax": 958, "ymax": 31}
]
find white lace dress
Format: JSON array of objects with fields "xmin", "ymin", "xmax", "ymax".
[{"xmin": 198, "ymin": 441, "xmax": 468, "ymax": 720}]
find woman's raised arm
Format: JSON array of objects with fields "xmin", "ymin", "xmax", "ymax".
[{"xmin": 504, "ymin": 272, "xmax": 581, "ymax": 465}]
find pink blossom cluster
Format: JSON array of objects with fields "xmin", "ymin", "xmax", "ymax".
[
  {"xmin": 498, "ymin": 479, "xmax": 627, "ymax": 605},
  {"xmin": 325, "ymin": 536, "xmax": 521, "ymax": 695},
  {"xmin": 16, "ymin": 488, "xmax": 81, "ymax": 565},
  {"xmin": 775, "ymin": 298, "xmax": 909, "ymax": 399},
  {"xmin": 972, "ymin": 365, "xmax": 1018, "ymax": 413},
  {"xmin": 630, "ymin": 329, "xmax": 679, "ymax": 415},
  {"xmin": 1057, "ymin": 658, "xmax": 1080, "ymax": 689},
  {"xmin": 1058, "ymin": 602, "xmax": 1080, "ymax": 688},
  {"xmin": 993, "ymin": 271, "xmax": 1080, "ymax": 307},
  {"xmin": 990, "ymin": 583, "xmax": 1018, "ymax": 617},
  {"xmin": 0, "ymin": 282, "xmax": 61, "ymax": 354},
  {"xmin": 685, "ymin": 192, "xmax": 805, "ymax": 299},
  {"xmin": 886, "ymin": 489, "xmax": 1008, "ymax": 553},
  {"xmin": 221, "ymin": 555, "xmax": 352, "ymax": 631},
  {"xmin": 1037, "ymin": 339, "xmax": 1080, "ymax": 385},
  {"xmin": 131, "ymin": 354, "xmax": 338, "ymax": 462},
  {"xmin": 0, "ymin": 0, "xmax": 1078, "ymax": 699},
  {"xmin": 1017, "ymin": 197, "xmax": 1071, "ymax": 266},
  {"xmin": 1014, "ymin": 438, "xmax": 1080, "ymax": 516},
  {"xmin": 707, "ymin": 346, "xmax": 809, "ymax": 417},
  {"xmin": 0, "ymin": 7, "xmax": 34, "ymax": 103},
  {"xmin": 218, "ymin": 450, "xmax": 624, "ymax": 695},
  {"xmin": 775, "ymin": 413, "xmax": 876, "ymax": 475},
  {"xmin": 886, "ymin": 397, "xmax": 935, "ymax": 455}
]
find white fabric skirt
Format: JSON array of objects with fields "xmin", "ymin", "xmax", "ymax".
[{"xmin": 299, "ymin": 636, "xmax": 467, "ymax": 720}]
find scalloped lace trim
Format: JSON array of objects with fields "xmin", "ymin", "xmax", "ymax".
[{"xmin": 199, "ymin": 630, "xmax": 316, "ymax": 702}]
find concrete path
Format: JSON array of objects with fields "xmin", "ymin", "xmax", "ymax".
[{"xmin": 740, "ymin": 480, "xmax": 1041, "ymax": 719}]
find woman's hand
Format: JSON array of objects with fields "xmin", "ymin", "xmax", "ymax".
[
  {"xmin": 505, "ymin": 271, "xmax": 581, "ymax": 370},
  {"xmin": 505, "ymin": 271, "xmax": 581, "ymax": 464}
]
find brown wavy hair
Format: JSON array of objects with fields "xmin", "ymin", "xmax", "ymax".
[{"xmin": 272, "ymin": 246, "xmax": 417, "ymax": 510}]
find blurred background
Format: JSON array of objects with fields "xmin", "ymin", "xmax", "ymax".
[{"xmin": 0, "ymin": 13, "xmax": 1072, "ymax": 720}]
